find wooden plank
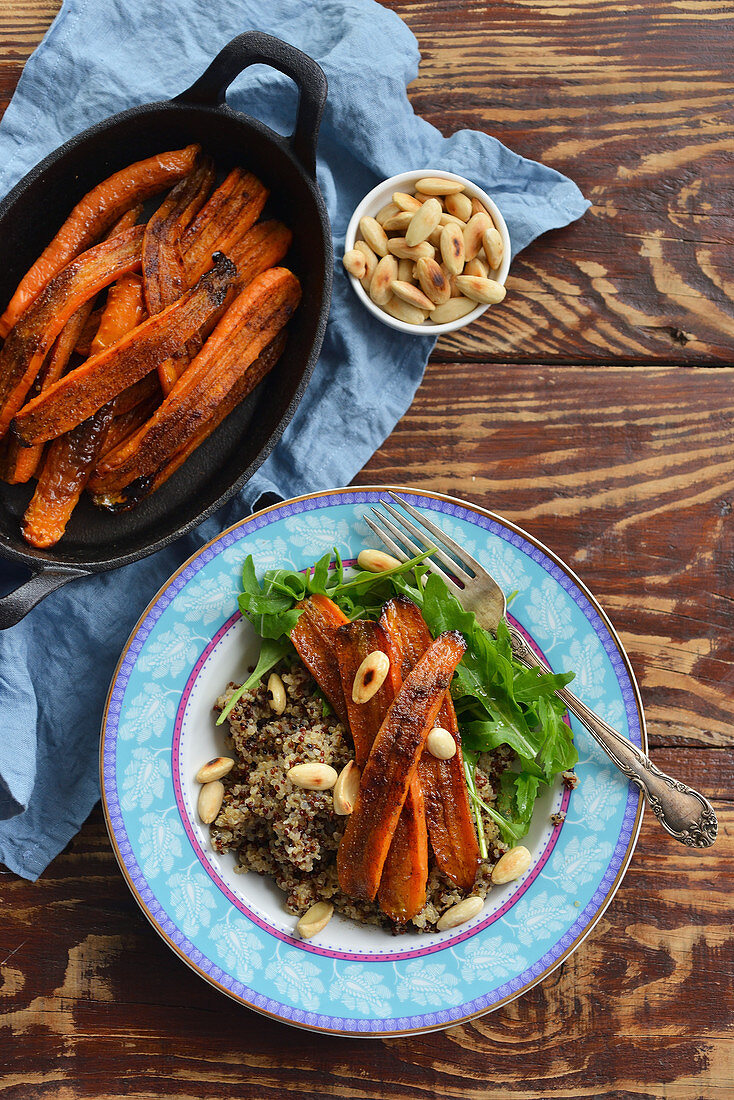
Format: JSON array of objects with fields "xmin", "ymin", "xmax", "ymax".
[
  {"xmin": 357, "ymin": 359, "xmax": 734, "ymax": 748},
  {"xmin": 0, "ymin": 798, "xmax": 731, "ymax": 1099}
]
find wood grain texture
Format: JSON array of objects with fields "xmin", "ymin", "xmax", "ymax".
[{"xmin": 0, "ymin": 0, "xmax": 732, "ymax": 1098}]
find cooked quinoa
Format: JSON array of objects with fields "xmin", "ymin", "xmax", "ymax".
[{"xmin": 211, "ymin": 661, "xmax": 510, "ymax": 933}]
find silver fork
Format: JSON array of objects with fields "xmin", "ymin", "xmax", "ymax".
[{"xmin": 365, "ymin": 491, "xmax": 717, "ymax": 848}]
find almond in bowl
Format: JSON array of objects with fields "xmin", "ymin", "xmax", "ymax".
[{"xmin": 343, "ymin": 170, "xmax": 511, "ymax": 335}]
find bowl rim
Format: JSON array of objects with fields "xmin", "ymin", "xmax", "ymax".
[{"xmin": 344, "ymin": 168, "xmax": 511, "ymax": 336}]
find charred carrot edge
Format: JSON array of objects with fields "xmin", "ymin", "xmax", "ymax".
[
  {"xmin": 87, "ymin": 268, "xmax": 300, "ymax": 491},
  {"xmin": 92, "ymin": 333, "xmax": 286, "ymax": 509},
  {"xmin": 0, "ymin": 226, "xmax": 145, "ymax": 441},
  {"xmin": 333, "ymin": 620, "xmax": 429, "ymax": 922},
  {"xmin": 337, "ymin": 630, "xmax": 466, "ymax": 902},
  {"xmin": 0, "ymin": 145, "xmax": 199, "ymax": 338},
  {"xmin": 381, "ymin": 597, "xmax": 480, "ymax": 891},
  {"xmin": 21, "ymin": 260, "xmax": 153, "ymax": 548},
  {"xmin": 289, "ymin": 595, "xmax": 350, "ymax": 726},
  {"xmin": 227, "ymin": 221, "xmax": 293, "ymax": 289},
  {"xmin": 184, "ymin": 170, "xmax": 269, "ymax": 284},
  {"xmin": 0, "ymin": 210, "xmax": 143, "ymax": 483},
  {"xmin": 12, "ymin": 253, "xmax": 235, "ymax": 447},
  {"xmin": 89, "ymin": 275, "xmax": 146, "ymax": 357}
]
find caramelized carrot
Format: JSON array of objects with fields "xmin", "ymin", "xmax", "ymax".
[
  {"xmin": 181, "ymin": 168, "xmax": 241, "ymax": 251},
  {"xmin": 89, "ymin": 275, "xmax": 146, "ymax": 356},
  {"xmin": 337, "ymin": 631, "xmax": 466, "ymax": 902},
  {"xmin": 12, "ymin": 253, "xmax": 235, "ymax": 446},
  {"xmin": 290, "ymin": 595, "xmax": 350, "ymax": 725},
  {"xmin": 91, "ymin": 333, "xmax": 285, "ymax": 509},
  {"xmin": 21, "ymin": 261, "xmax": 153, "ymax": 547},
  {"xmin": 184, "ymin": 170, "xmax": 269, "ymax": 284},
  {"xmin": 0, "ymin": 226, "xmax": 144, "ymax": 440},
  {"xmin": 0, "ymin": 145, "xmax": 199, "ymax": 337},
  {"xmin": 334, "ymin": 620, "xmax": 429, "ymax": 922},
  {"xmin": 0, "ymin": 210, "xmax": 145, "ymax": 483},
  {"xmin": 87, "ymin": 268, "xmax": 300, "ymax": 491},
  {"xmin": 96, "ymin": 393, "xmax": 160, "ymax": 464},
  {"xmin": 227, "ymin": 221, "xmax": 293, "ymax": 289},
  {"xmin": 381, "ymin": 597, "xmax": 479, "ymax": 891}
]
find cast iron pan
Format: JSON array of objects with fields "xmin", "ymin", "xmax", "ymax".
[{"xmin": 0, "ymin": 31, "xmax": 331, "ymax": 628}]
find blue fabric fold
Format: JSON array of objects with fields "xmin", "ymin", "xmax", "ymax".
[{"xmin": 0, "ymin": 0, "xmax": 589, "ymax": 878}]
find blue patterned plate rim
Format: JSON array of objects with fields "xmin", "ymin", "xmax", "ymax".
[{"xmin": 100, "ymin": 485, "xmax": 646, "ymax": 1036}]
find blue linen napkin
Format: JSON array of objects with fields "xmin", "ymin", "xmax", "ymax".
[{"xmin": 0, "ymin": 0, "xmax": 589, "ymax": 879}]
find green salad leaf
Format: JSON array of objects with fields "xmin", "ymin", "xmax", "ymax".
[{"xmin": 222, "ymin": 547, "xmax": 577, "ymax": 848}]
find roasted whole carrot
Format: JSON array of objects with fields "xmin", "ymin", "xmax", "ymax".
[
  {"xmin": 143, "ymin": 159, "xmax": 214, "ymax": 394},
  {"xmin": 184, "ymin": 169, "xmax": 269, "ymax": 284},
  {"xmin": 91, "ymin": 333, "xmax": 286, "ymax": 509},
  {"xmin": 290, "ymin": 594, "xmax": 350, "ymax": 725},
  {"xmin": 334, "ymin": 620, "xmax": 429, "ymax": 922},
  {"xmin": 12, "ymin": 253, "xmax": 235, "ymax": 447},
  {"xmin": 1, "ymin": 209, "xmax": 147, "ymax": 484},
  {"xmin": 381, "ymin": 597, "xmax": 480, "ymax": 891},
  {"xmin": 337, "ymin": 630, "xmax": 466, "ymax": 902},
  {"xmin": 87, "ymin": 267, "xmax": 300, "ymax": 491},
  {"xmin": 227, "ymin": 221, "xmax": 293, "ymax": 289},
  {"xmin": 89, "ymin": 275, "xmax": 146, "ymax": 356},
  {"xmin": 0, "ymin": 226, "xmax": 145, "ymax": 440},
  {"xmin": 21, "ymin": 262, "xmax": 153, "ymax": 547},
  {"xmin": 0, "ymin": 145, "xmax": 199, "ymax": 338}
]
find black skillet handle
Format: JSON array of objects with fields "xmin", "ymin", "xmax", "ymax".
[
  {"xmin": 0, "ymin": 565, "xmax": 90, "ymax": 629},
  {"xmin": 175, "ymin": 32, "xmax": 327, "ymax": 178}
]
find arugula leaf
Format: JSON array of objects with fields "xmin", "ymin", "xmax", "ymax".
[{"xmin": 216, "ymin": 636, "xmax": 292, "ymax": 725}]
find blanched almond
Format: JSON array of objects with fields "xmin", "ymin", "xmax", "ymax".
[
  {"xmin": 359, "ymin": 215, "xmax": 389, "ymax": 257},
  {"xmin": 436, "ymin": 895, "xmax": 484, "ymax": 931},
  {"xmin": 414, "ymin": 191, "xmax": 433, "ymax": 205},
  {"xmin": 440, "ymin": 223, "xmax": 465, "ymax": 275},
  {"xmin": 382, "ymin": 211, "xmax": 415, "ymax": 233},
  {"xmin": 429, "ymin": 296, "xmax": 476, "ymax": 324},
  {"xmin": 415, "ymin": 257, "xmax": 451, "ymax": 305},
  {"xmin": 297, "ymin": 901, "xmax": 334, "ymax": 939},
  {"xmin": 343, "ymin": 249, "xmax": 367, "ymax": 279},
  {"xmin": 267, "ymin": 672, "xmax": 286, "ymax": 715},
  {"xmin": 415, "ymin": 176, "xmax": 465, "ymax": 195},
  {"xmin": 393, "ymin": 191, "xmax": 422, "ymax": 212},
  {"xmin": 333, "ymin": 760, "xmax": 360, "ymax": 815},
  {"xmin": 383, "ymin": 296, "xmax": 428, "ymax": 326},
  {"xmin": 390, "ymin": 279, "xmax": 435, "ymax": 311},
  {"xmin": 463, "ymin": 212, "xmax": 493, "ymax": 261},
  {"xmin": 439, "ymin": 211, "xmax": 466, "ymax": 227},
  {"xmin": 491, "ymin": 845, "xmax": 532, "ymax": 884},
  {"xmin": 369, "ymin": 254, "xmax": 398, "ymax": 306},
  {"xmin": 447, "ymin": 270, "xmax": 463, "ymax": 298},
  {"xmin": 195, "ymin": 757, "xmax": 234, "ymax": 783},
  {"xmin": 464, "ymin": 256, "xmax": 489, "ymax": 278},
  {"xmin": 354, "ymin": 240, "xmax": 377, "ymax": 292},
  {"xmin": 445, "ymin": 191, "xmax": 473, "ymax": 221},
  {"xmin": 376, "ymin": 201, "xmax": 401, "ymax": 225},
  {"xmin": 352, "ymin": 651, "xmax": 391, "ymax": 703},
  {"xmin": 482, "ymin": 226, "xmax": 504, "ymax": 269},
  {"xmin": 426, "ymin": 726, "xmax": 457, "ymax": 760},
  {"xmin": 198, "ymin": 780, "xmax": 224, "ymax": 824},
  {"xmin": 428, "ymin": 225, "xmax": 444, "ymax": 248},
  {"xmin": 287, "ymin": 762, "xmax": 338, "ymax": 790},
  {"xmin": 357, "ymin": 548, "xmax": 401, "ymax": 572},
  {"xmin": 471, "ymin": 196, "xmax": 491, "ymax": 218},
  {"xmin": 405, "ymin": 197, "xmax": 442, "ymax": 247},
  {"xmin": 454, "ymin": 275, "xmax": 506, "ymax": 305},
  {"xmin": 397, "ymin": 258, "xmax": 414, "ymax": 282},
  {"xmin": 387, "ymin": 237, "xmax": 435, "ymax": 261}
]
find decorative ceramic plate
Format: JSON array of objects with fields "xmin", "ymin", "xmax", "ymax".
[{"xmin": 101, "ymin": 486, "xmax": 645, "ymax": 1036}]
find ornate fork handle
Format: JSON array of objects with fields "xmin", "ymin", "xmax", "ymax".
[{"xmin": 508, "ymin": 627, "xmax": 718, "ymax": 848}]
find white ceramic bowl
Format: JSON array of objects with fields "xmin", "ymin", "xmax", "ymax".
[{"xmin": 344, "ymin": 169, "xmax": 511, "ymax": 336}]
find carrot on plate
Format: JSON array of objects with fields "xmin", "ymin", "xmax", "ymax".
[
  {"xmin": 290, "ymin": 594, "xmax": 350, "ymax": 725},
  {"xmin": 0, "ymin": 145, "xmax": 199, "ymax": 338},
  {"xmin": 334, "ymin": 619, "xmax": 429, "ymax": 922},
  {"xmin": 337, "ymin": 630, "xmax": 466, "ymax": 902},
  {"xmin": 11, "ymin": 253, "xmax": 236, "ymax": 447},
  {"xmin": 381, "ymin": 596, "xmax": 480, "ymax": 891}
]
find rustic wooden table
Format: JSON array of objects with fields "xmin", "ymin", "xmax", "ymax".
[{"xmin": 1, "ymin": 1, "xmax": 732, "ymax": 1097}]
